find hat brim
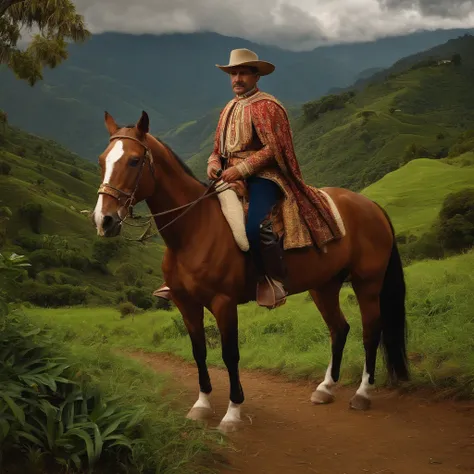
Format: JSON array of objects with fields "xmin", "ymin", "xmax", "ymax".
[{"xmin": 215, "ymin": 60, "xmax": 275, "ymax": 76}]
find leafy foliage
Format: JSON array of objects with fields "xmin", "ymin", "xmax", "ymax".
[
  {"xmin": 0, "ymin": 259, "xmax": 153, "ymax": 473},
  {"xmin": 0, "ymin": 311, "xmax": 149, "ymax": 472},
  {"xmin": 19, "ymin": 202, "xmax": 43, "ymax": 233},
  {"xmin": 448, "ymin": 129, "xmax": 474, "ymax": 158},
  {"xmin": 396, "ymin": 187, "xmax": 474, "ymax": 262},
  {"xmin": 437, "ymin": 188, "xmax": 474, "ymax": 252},
  {"xmin": 0, "ymin": 0, "xmax": 91, "ymax": 85}
]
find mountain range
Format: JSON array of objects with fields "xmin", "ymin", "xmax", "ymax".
[{"xmin": 0, "ymin": 28, "xmax": 473, "ymax": 161}]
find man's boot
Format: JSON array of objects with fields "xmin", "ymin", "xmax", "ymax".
[{"xmin": 255, "ymin": 219, "xmax": 288, "ymax": 309}]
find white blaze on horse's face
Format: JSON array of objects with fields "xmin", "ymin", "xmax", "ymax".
[{"xmin": 93, "ymin": 140, "xmax": 124, "ymax": 235}]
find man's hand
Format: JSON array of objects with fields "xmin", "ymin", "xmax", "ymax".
[
  {"xmin": 221, "ymin": 167, "xmax": 241, "ymax": 183},
  {"xmin": 207, "ymin": 163, "xmax": 220, "ymax": 180}
]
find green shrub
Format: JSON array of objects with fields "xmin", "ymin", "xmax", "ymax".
[
  {"xmin": 438, "ymin": 188, "xmax": 474, "ymax": 252},
  {"xmin": 126, "ymin": 287, "xmax": 153, "ymax": 310},
  {"xmin": 118, "ymin": 301, "xmax": 139, "ymax": 318},
  {"xmin": 115, "ymin": 263, "xmax": 142, "ymax": 286},
  {"xmin": 17, "ymin": 281, "xmax": 88, "ymax": 307},
  {"xmin": 155, "ymin": 297, "xmax": 172, "ymax": 311},
  {"xmin": 28, "ymin": 249, "xmax": 62, "ymax": 270},
  {"xmin": 0, "ymin": 313, "xmax": 146, "ymax": 473},
  {"xmin": 69, "ymin": 168, "xmax": 82, "ymax": 180},
  {"xmin": 18, "ymin": 202, "xmax": 43, "ymax": 234},
  {"xmin": 92, "ymin": 237, "xmax": 123, "ymax": 264},
  {"xmin": 0, "ymin": 161, "xmax": 11, "ymax": 175},
  {"xmin": 400, "ymin": 188, "xmax": 474, "ymax": 262}
]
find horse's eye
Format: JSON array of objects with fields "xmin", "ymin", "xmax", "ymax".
[{"xmin": 129, "ymin": 157, "xmax": 140, "ymax": 167}]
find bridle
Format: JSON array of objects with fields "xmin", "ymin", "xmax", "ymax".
[
  {"xmin": 97, "ymin": 133, "xmax": 230, "ymax": 238},
  {"xmin": 98, "ymin": 134, "xmax": 155, "ymax": 214}
]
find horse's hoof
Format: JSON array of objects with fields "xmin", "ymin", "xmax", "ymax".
[
  {"xmin": 311, "ymin": 389, "xmax": 335, "ymax": 405},
  {"xmin": 186, "ymin": 407, "xmax": 213, "ymax": 421},
  {"xmin": 217, "ymin": 420, "xmax": 243, "ymax": 434},
  {"xmin": 349, "ymin": 394, "xmax": 371, "ymax": 411}
]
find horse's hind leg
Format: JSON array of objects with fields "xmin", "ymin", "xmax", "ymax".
[
  {"xmin": 309, "ymin": 281, "xmax": 350, "ymax": 404},
  {"xmin": 173, "ymin": 297, "xmax": 213, "ymax": 421},
  {"xmin": 349, "ymin": 277, "xmax": 383, "ymax": 411}
]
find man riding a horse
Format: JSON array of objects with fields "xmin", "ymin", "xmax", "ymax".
[
  {"xmin": 154, "ymin": 48, "xmax": 343, "ymax": 308},
  {"xmin": 93, "ymin": 48, "xmax": 408, "ymax": 431}
]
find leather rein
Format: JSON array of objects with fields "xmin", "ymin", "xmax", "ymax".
[{"xmin": 97, "ymin": 134, "xmax": 230, "ymax": 236}]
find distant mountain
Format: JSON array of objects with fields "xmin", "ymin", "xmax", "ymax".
[
  {"xmin": 354, "ymin": 67, "xmax": 385, "ymax": 81},
  {"xmin": 349, "ymin": 33, "xmax": 474, "ymax": 91},
  {"xmin": 0, "ymin": 28, "xmax": 473, "ymax": 161}
]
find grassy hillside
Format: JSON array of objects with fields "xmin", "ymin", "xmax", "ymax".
[
  {"xmin": 0, "ymin": 124, "xmax": 166, "ymax": 309},
  {"xmin": 292, "ymin": 38, "xmax": 474, "ymax": 190},
  {"xmin": 0, "ymin": 29, "xmax": 472, "ymax": 161},
  {"xmin": 362, "ymin": 157, "xmax": 474, "ymax": 237}
]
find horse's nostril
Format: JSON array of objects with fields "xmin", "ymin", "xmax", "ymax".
[{"xmin": 102, "ymin": 215, "xmax": 114, "ymax": 230}]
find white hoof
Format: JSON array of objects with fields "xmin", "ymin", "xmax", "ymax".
[
  {"xmin": 350, "ymin": 393, "xmax": 371, "ymax": 411},
  {"xmin": 311, "ymin": 389, "xmax": 335, "ymax": 405},
  {"xmin": 217, "ymin": 420, "xmax": 243, "ymax": 434},
  {"xmin": 217, "ymin": 401, "xmax": 242, "ymax": 434},
  {"xmin": 187, "ymin": 392, "xmax": 213, "ymax": 421},
  {"xmin": 186, "ymin": 406, "xmax": 213, "ymax": 421}
]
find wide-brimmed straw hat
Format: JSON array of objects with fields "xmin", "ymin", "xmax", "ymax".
[{"xmin": 216, "ymin": 48, "xmax": 275, "ymax": 76}]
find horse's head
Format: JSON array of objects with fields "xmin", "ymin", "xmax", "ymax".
[{"xmin": 92, "ymin": 111, "xmax": 156, "ymax": 237}]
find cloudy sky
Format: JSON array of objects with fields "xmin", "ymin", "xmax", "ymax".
[{"xmin": 74, "ymin": 0, "xmax": 474, "ymax": 50}]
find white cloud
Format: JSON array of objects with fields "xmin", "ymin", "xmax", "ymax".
[{"xmin": 73, "ymin": 0, "xmax": 474, "ymax": 51}]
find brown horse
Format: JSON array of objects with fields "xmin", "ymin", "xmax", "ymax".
[{"xmin": 92, "ymin": 111, "xmax": 409, "ymax": 433}]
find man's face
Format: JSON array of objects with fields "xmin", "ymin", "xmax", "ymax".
[{"xmin": 229, "ymin": 66, "xmax": 259, "ymax": 95}]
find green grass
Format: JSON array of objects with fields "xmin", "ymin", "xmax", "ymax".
[
  {"xmin": 362, "ymin": 157, "xmax": 474, "ymax": 237},
  {"xmin": 24, "ymin": 249, "xmax": 474, "ymax": 398}
]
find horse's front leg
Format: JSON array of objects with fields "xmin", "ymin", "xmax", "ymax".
[
  {"xmin": 209, "ymin": 294, "xmax": 244, "ymax": 433},
  {"xmin": 173, "ymin": 297, "xmax": 213, "ymax": 421}
]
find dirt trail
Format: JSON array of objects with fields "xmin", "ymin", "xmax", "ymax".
[{"xmin": 129, "ymin": 351, "xmax": 474, "ymax": 474}]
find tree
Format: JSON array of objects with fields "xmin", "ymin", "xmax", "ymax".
[
  {"xmin": 0, "ymin": 109, "xmax": 7, "ymax": 133},
  {"xmin": 0, "ymin": 0, "xmax": 90, "ymax": 86},
  {"xmin": 451, "ymin": 53, "xmax": 462, "ymax": 66}
]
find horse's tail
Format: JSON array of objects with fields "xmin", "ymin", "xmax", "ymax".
[{"xmin": 377, "ymin": 204, "xmax": 410, "ymax": 384}]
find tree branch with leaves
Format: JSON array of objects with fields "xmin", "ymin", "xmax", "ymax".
[{"xmin": 0, "ymin": 0, "xmax": 90, "ymax": 86}]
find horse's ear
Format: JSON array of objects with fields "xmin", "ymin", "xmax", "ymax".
[
  {"xmin": 136, "ymin": 111, "xmax": 149, "ymax": 137},
  {"xmin": 104, "ymin": 111, "xmax": 119, "ymax": 135}
]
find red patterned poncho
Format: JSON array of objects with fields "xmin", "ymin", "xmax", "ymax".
[{"xmin": 208, "ymin": 88, "xmax": 343, "ymax": 249}]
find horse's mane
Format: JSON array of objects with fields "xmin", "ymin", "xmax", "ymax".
[
  {"xmin": 123, "ymin": 124, "xmax": 209, "ymax": 188},
  {"xmin": 157, "ymin": 138, "xmax": 209, "ymax": 188}
]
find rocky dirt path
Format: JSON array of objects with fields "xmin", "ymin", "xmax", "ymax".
[{"xmin": 129, "ymin": 351, "xmax": 474, "ymax": 474}]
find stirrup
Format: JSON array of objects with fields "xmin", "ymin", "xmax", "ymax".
[
  {"xmin": 256, "ymin": 276, "xmax": 287, "ymax": 309},
  {"xmin": 152, "ymin": 284, "xmax": 172, "ymax": 300}
]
